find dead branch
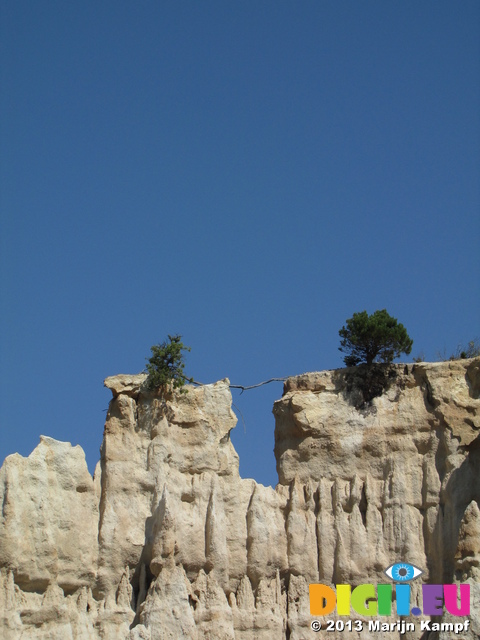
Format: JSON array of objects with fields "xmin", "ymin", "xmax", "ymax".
[
  {"xmin": 229, "ymin": 378, "xmax": 288, "ymax": 393},
  {"xmin": 188, "ymin": 376, "xmax": 287, "ymax": 393}
]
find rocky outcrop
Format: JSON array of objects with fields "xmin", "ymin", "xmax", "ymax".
[{"xmin": 0, "ymin": 359, "xmax": 479, "ymax": 639}]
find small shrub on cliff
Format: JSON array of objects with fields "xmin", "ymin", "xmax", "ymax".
[
  {"xmin": 144, "ymin": 335, "xmax": 193, "ymax": 392},
  {"xmin": 413, "ymin": 352, "xmax": 426, "ymax": 363},
  {"xmin": 437, "ymin": 338, "xmax": 480, "ymax": 361},
  {"xmin": 459, "ymin": 339, "xmax": 480, "ymax": 359},
  {"xmin": 339, "ymin": 309, "xmax": 413, "ymax": 367}
]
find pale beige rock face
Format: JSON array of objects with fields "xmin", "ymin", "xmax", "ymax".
[
  {"xmin": 0, "ymin": 437, "xmax": 98, "ymax": 593},
  {"xmin": 0, "ymin": 359, "xmax": 479, "ymax": 639}
]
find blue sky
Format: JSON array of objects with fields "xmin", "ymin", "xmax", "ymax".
[{"xmin": 1, "ymin": 1, "xmax": 479, "ymax": 488}]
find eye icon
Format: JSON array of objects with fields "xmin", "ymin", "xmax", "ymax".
[{"xmin": 384, "ymin": 563, "xmax": 423, "ymax": 582}]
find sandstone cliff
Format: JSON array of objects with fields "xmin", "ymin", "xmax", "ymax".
[{"xmin": 0, "ymin": 358, "xmax": 479, "ymax": 639}]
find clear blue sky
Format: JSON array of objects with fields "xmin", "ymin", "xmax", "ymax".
[{"xmin": 1, "ymin": 1, "xmax": 479, "ymax": 487}]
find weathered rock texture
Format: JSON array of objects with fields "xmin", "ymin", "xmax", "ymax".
[{"xmin": 1, "ymin": 359, "xmax": 479, "ymax": 639}]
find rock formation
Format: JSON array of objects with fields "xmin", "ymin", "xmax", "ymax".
[{"xmin": 0, "ymin": 358, "xmax": 479, "ymax": 639}]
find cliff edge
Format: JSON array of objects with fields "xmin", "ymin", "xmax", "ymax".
[{"xmin": 0, "ymin": 358, "xmax": 479, "ymax": 639}]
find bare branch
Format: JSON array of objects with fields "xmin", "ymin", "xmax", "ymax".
[
  {"xmin": 229, "ymin": 378, "xmax": 288, "ymax": 393},
  {"xmin": 186, "ymin": 376, "xmax": 288, "ymax": 393},
  {"xmin": 232, "ymin": 402, "xmax": 247, "ymax": 433}
]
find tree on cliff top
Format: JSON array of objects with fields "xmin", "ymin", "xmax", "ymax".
[
  {"xmin": 339, "ymin": 309, "xmax": 413, "ymax": 367},
  {"xmin": 145, "ymin": 335, "xmax": 193, "ymax": 391}
]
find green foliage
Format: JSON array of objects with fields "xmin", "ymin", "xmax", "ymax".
[
  {"xmin": 339, "ymin": 309, "xmax": 413, "ymax": 367},
  {"xmin": 438, "ymin": 338, "xmax": 480, "ymax": 361},
  {"xmin": 460, "ymin": 339, "xmax": 480, "ymax": 359},
  {"xmin": 412, "ymin": 351, "xmax": 426, "ymax": 363},
  {"xmin": 341, "ymin": 364, "xmax": 398, "ymax": 410},
  {"xmin": 144, "ymin": 335, "xmax": 193, "ymax": 392}
]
